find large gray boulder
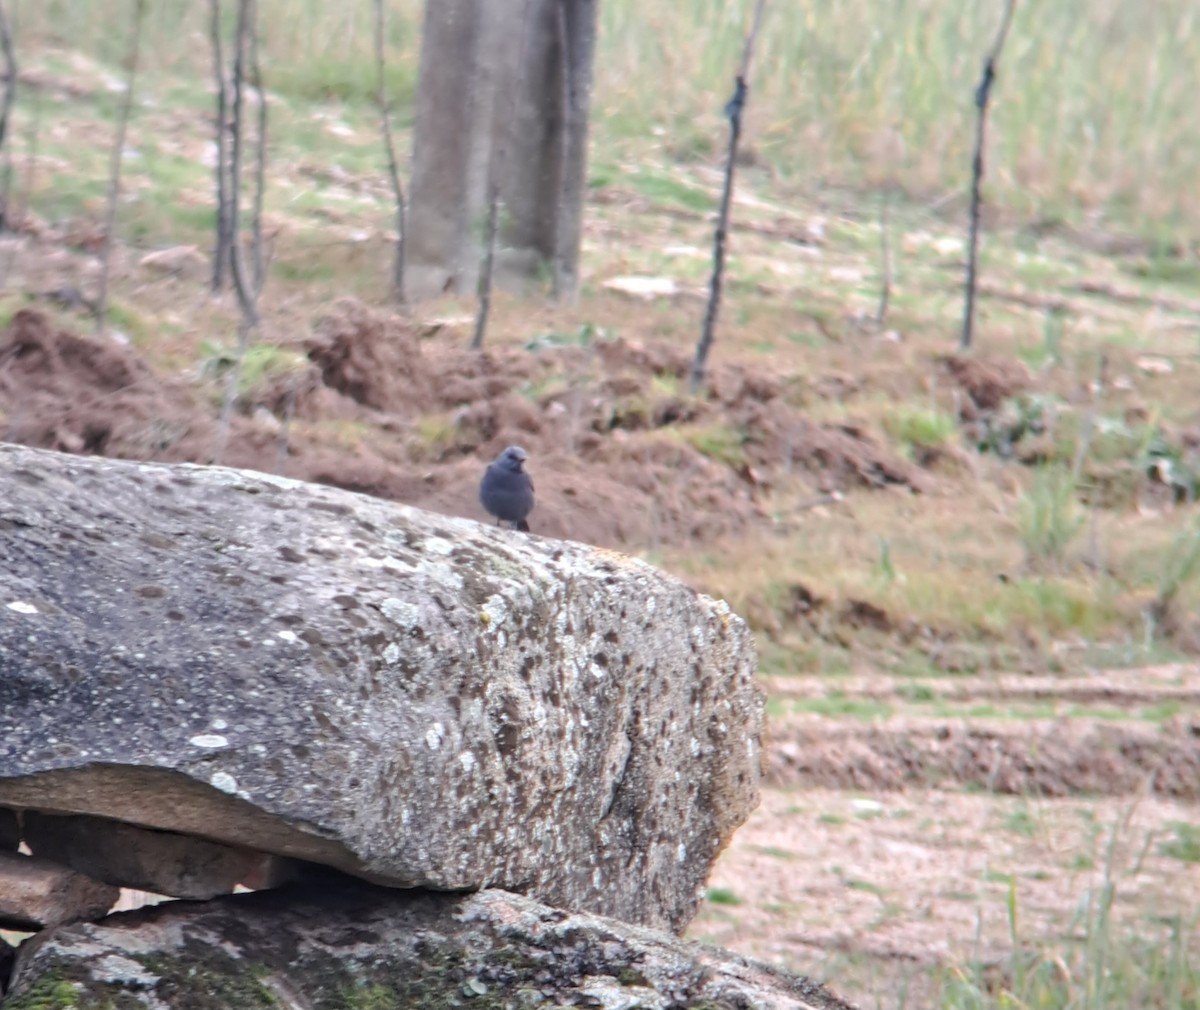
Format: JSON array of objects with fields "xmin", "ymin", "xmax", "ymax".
[
  {"xmin": 0, "ymin": 443, "xmax": 764, "ymax": 932},
  {"xmin": 3, "ymin": 880, "xmax": 858, "ymax": 1010}
]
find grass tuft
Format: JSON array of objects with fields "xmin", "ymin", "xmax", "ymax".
[{"xmin": 1018, "ymin": 465, "xmax": 1085, "ymax": 570}]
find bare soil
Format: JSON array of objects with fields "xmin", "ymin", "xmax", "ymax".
[
  {"xmin": 688, "ymin": 661, "xmax": 1200, "ymax": 1005},
  {"xmin": 0, "ymin": 300, "xmax": 927, "ymax": 550},
  {"xmin": 692, "ymin": 785, "xmax": 1200, "ymax": 1005}
]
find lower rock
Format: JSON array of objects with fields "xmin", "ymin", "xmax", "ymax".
[
  {"xmin": 0, "ymin": 937, "xmax": 12, "ymax": 998},
  {"xmin": 4, "ymin": 878, "xmax": 859, "ymax": 1010}
]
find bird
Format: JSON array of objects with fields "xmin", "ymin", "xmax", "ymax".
[{"xmin": 479, "ymin": 445, "xmax": 535, "ymax": 532}]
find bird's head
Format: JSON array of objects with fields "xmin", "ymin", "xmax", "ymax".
[{"xmin": 498, "ymin": 445, "xmax": 528, "ymax": 471}]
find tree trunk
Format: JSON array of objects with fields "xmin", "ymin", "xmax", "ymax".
[
  {"xmin": 405, "ymin": 0, "xmax": 596, "ymax": 301},
  {"xmin": 552, "ymin": 0, "xmax": 597, "ymax": 302}
]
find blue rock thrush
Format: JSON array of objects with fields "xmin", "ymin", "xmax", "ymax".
[{"xmin": 480, "ymin": 445, "xmax": 535, "ymax": 532}]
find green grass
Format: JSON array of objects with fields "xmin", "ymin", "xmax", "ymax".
[
  {"xmin": 199, "ymin": 341, "xmax": 307, "ymax": 397},
  {"xmin": 11, "ymin": 0, "xmax": 1200, "ymax": 240},
  {"xmin": 845, "ymin": 878, "xmax": 887, "ymax": 897},
  {"xmin": 706, "ymin": 887, "xmax": 742, "ymax": 907},
  {"xmin": 682, "ymin": 423, "xmax": 747, "ymax": 469},
  {"xmin": 271, "ymin": 257, "xmax": 340, "ymax": 285},
  {"xmin": 751, "ymin": 845, "xmax": 798, "ymax": 861},
  {"xmin": 897, "ymin": 681, "xmax": 938, "ymax": 703},
  {"xmin": 1125, "ymin": 251, "xmax": 1200, "ymax": 291},
  {"xmin": 1018, "ymin": 465, "xmax": 1086, "ymax": 570},
  {"xmin": 413, "ymin": 415, "xmax": 457, "ymax": 459},
  {"xmin": 1002, "ymin": 806, "xmax": 1039, "ymax": 838},
  {"xmin": 883, "ymin": 405, "xmax": 958, "ymax": 455},
  {"xmin": 938, "ymin": 911, "xmax": 1200, "ymax": 1010},
  {"xmin": 629, "ymin": 169, "xmax": 715, "ymax": 213},
  {"xmin": 102, "ymin": 300, "xmax": 163, "ymax": 346},
  {"xmin": 270, "ymin": 56, "xmax": 417, "ymax": 108},
  {"xmin": 1160, "ymin": 822, "xmax": 1200, "ymax": 864},
  {"xmin": 768, "ymin": 693, "xmax": 893, "ymax": 721},
  {"xmin": 929, "ymin": 807, "xmax": 1200, "ymax": 1010},
  {"xmin": 1139, "ymin": 700, "xmax": 1183, "ymax": 722}
]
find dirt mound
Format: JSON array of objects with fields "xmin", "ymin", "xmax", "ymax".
[
  {"xmin": 372, "ymin": 440, "xmax": 764, "ymax": 549},
  {"xmin": 940, "ymin": 354, "xmax": 1032, "ymax": 417},
  {"xmin": 595, "ymin": 335, "xmax": 691, "ymax": 379},
  {"xmin": 306, "ymin": 298, "xmax": 433, "ymax": 412},
  {"xmin": 743, "ymin": 411, "xmax": 932, "ymax": 493},
  {"xmin": 1, "ymin": 303, "xmax": 929, "ymax": 550},
  {"xmin": 0, "ymin": 308, "xmax": 212, "ymax": 457},
  {"xmin": 769, "ymin": 719, "xmax": 1200, "ymax": 799}
]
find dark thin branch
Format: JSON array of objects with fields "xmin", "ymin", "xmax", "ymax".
[
  {"xmin": 876, "ymin": 187, "xmax": 891, "ymax": 325},
  {"xmin": 0, "ymin": 2, "xmax": 16, "ymax": 155},
  {"xmin": 208, "ymin": 0, "xmax": 231, "ymax": 292},
  {"xmin": 213, "ymin": 0, "xmax": 260, "ymax": 467},
  {"xmin": 248, "ymin": 0, "xmax": 267, "ymax": 296},
  {"xmin": 274, "ymin": 372, "xmax": 298, "ymax": 476},
  {"xmin": 227, "ymin": 0, "xmax": 258, "ymax": 327},
  {"xmin": 961, "ymin": 0, "xmax": 1017, "ymax": 351},
  {"xmin": 0, "ymin": 72, "xmax": 36, "ymax": 285},
  {"xmin": 470, "ymin": 193, "xmax": 500, "ymax": 351},
  {"xmin": 471, "ymin": 0, "xmax": 536, "ymax": 352},
  {"xmin": 94, "ymin": 0, "xmax": 147, "ymax": 336},
  {"xmin": 0, "ymin": 0, "xmax": 17, "ymax": 233},
  {"xmin": 688, "ymin": 0, "xmax": 768, "ymax": 393},
  {"xmin": 213, "ymin": 315, "xmax": 250, "ymax": 466},
  {"xmin": 373, "ymin": 0, "xmax": 407, "ymax": 304}
]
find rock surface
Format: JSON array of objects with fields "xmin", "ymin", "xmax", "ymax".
[
  {"xmin": 0, "ymin": 938, "xmax": 12, "ymax": 1000},
  {"xmin": 3, "ymin": 880, "xmax": 859, "ymax": 1010},
  {"xmin": 0, "ymin": 444, "xmax": 764, "ymax": 932},
  {"xmin": 0, "ymin": 852, "xmax": 118, "ymax": 931}
]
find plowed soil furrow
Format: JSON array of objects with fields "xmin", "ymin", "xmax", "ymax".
[
  {"xmin": 695, "ymin": 665, "xmax": 1200, "ymax": 1004},
  {"xmin": 767, "ymin": 715, "xmax": 1200, "ymax": 799},
  {"xmin": 762, "ymin": 665, "xmax": 1200, "ymax": 709}
]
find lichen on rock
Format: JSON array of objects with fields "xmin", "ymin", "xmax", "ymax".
[
  {"xmin": 4, "ymin": 881, "xmax": 857, "ymax": 1010},
  {"xmin": 0, "ymin": 444, "xmax": 765, "ymax": 933}
]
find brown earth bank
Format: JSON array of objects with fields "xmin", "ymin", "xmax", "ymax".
[
  {"xmin": 767, "ymin": 716, "xmax": 1200, "ymax": 798},
  {"xmin": 763, "ymin": 665, "xmax": 1200, "ymax": 798},
  {"xmin": 0, "ymin": 301, "xmax": 929, "ymax": 552}
]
